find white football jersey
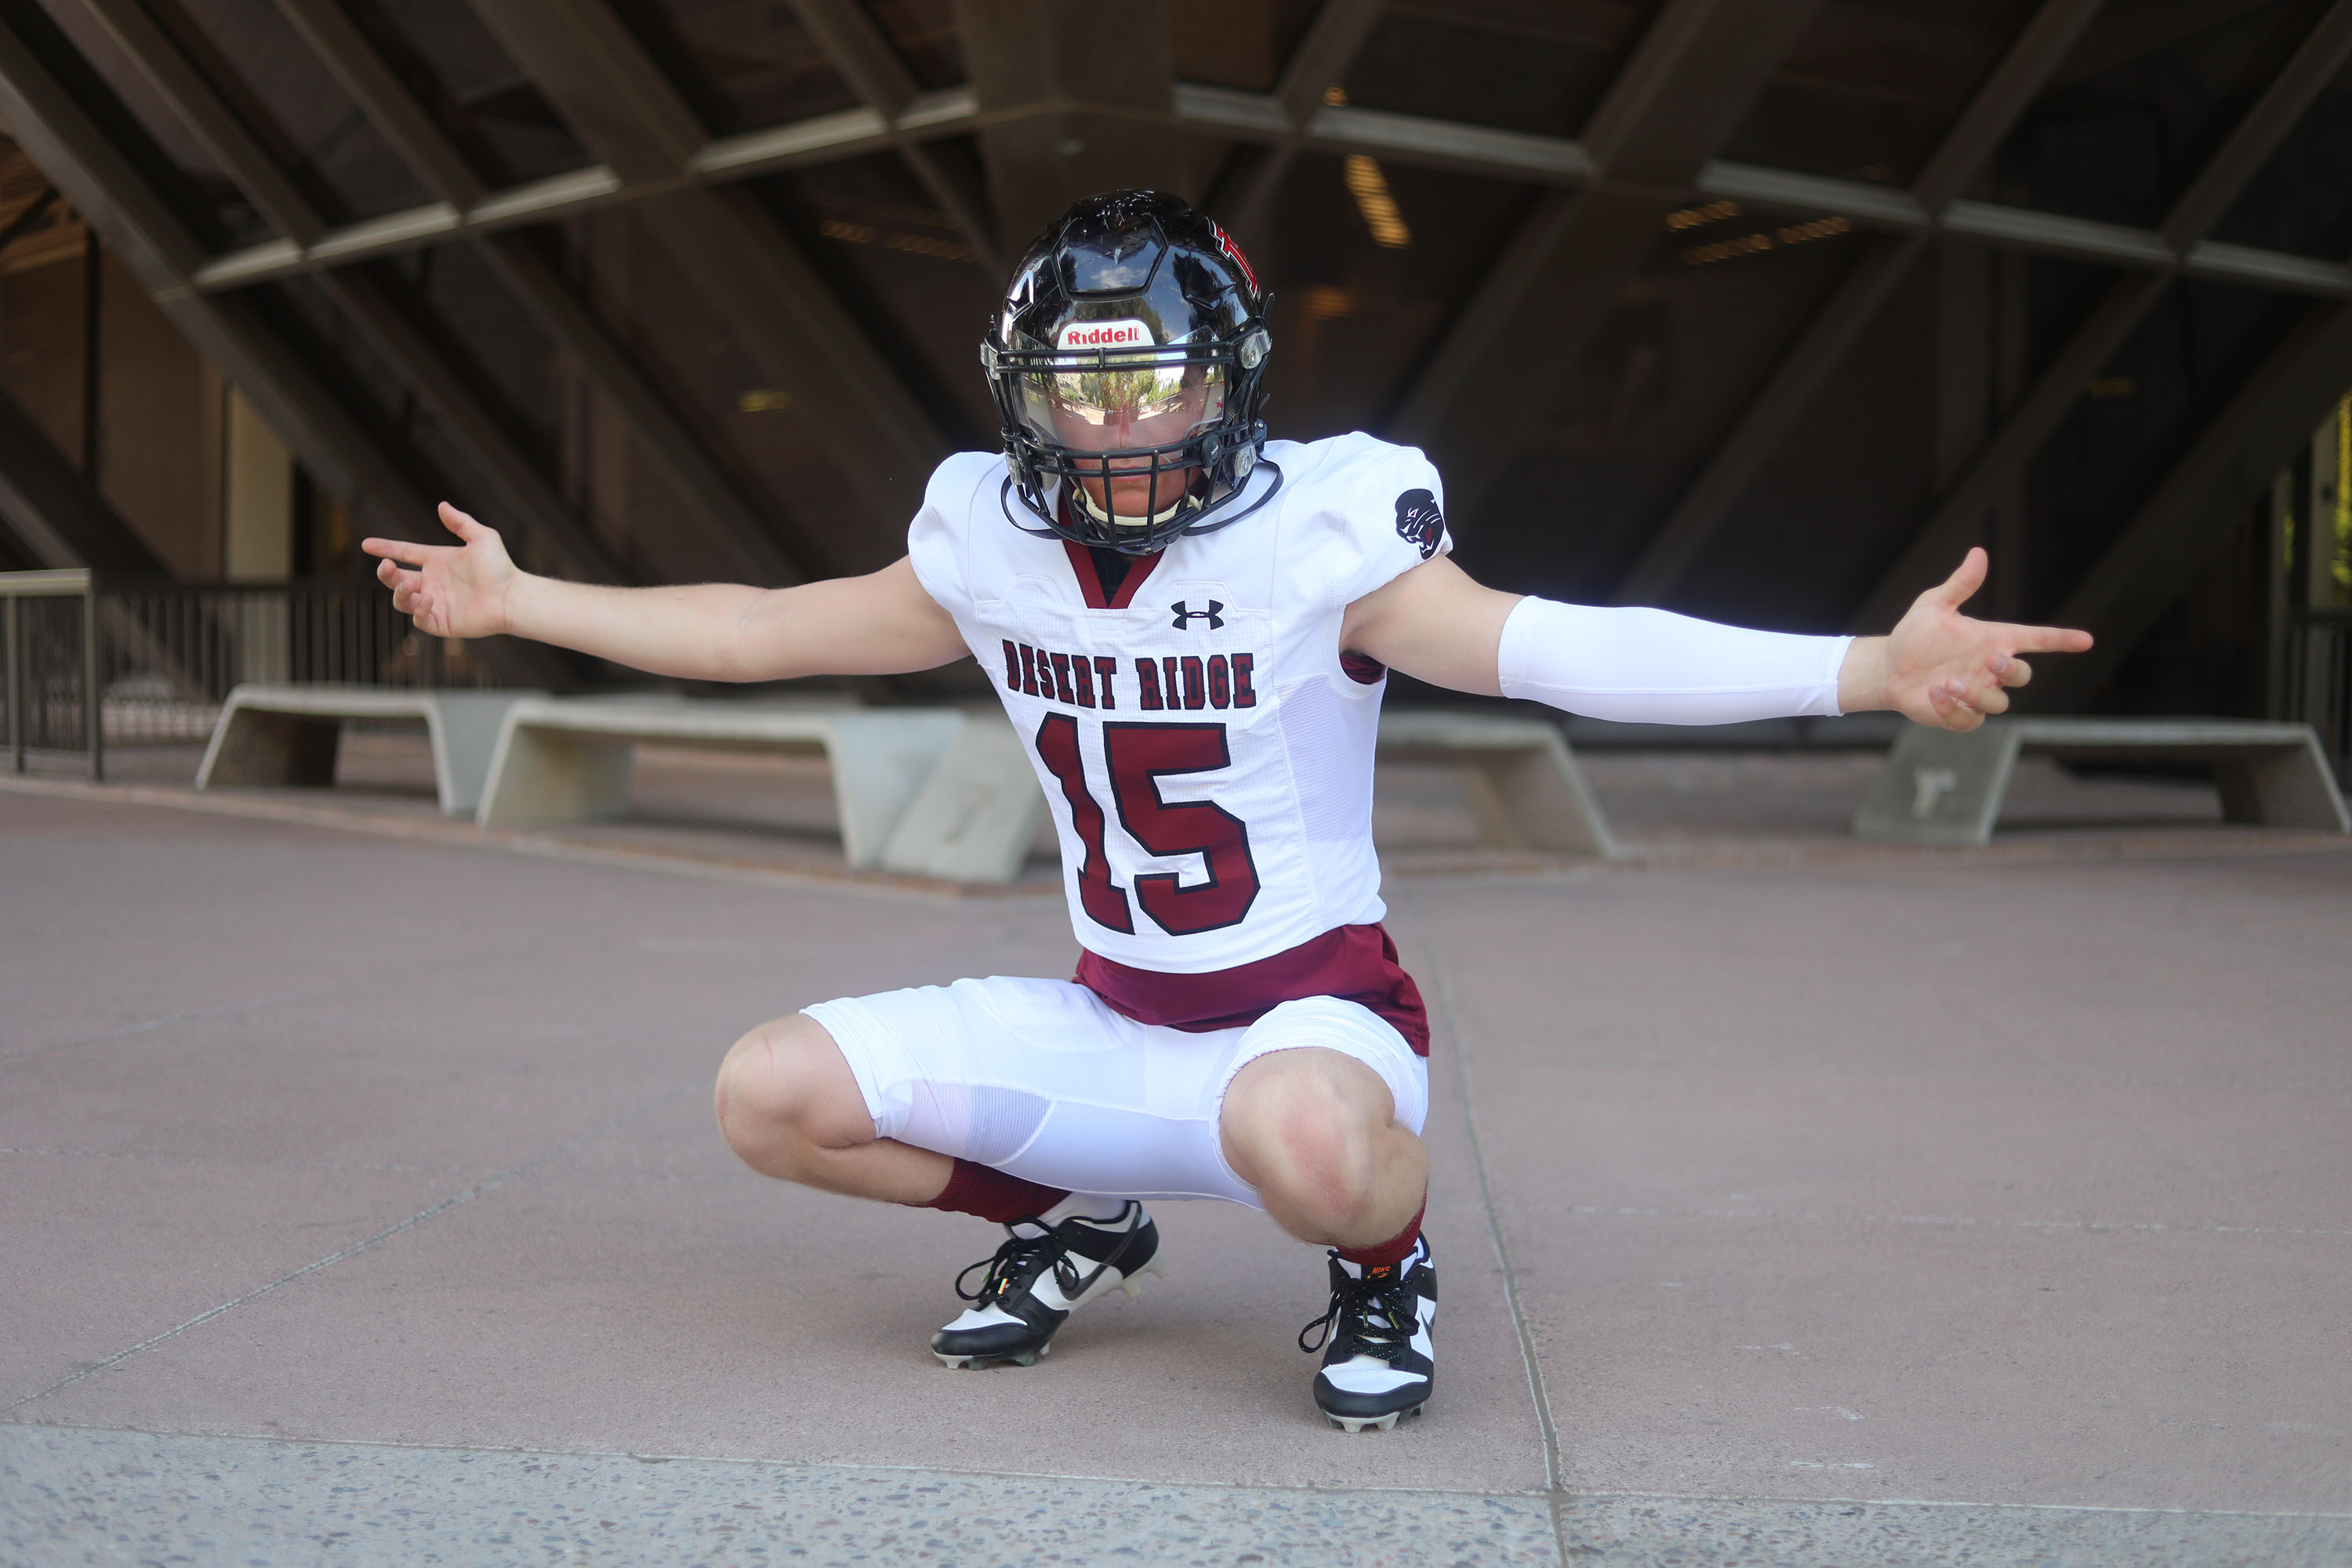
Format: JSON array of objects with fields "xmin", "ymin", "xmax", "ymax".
[{"xmin": 908, "ymin": 433, "xmax": 1450, "ymax": 976}]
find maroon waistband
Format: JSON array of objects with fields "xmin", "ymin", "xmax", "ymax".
[{"xmin": 1074, "ymin": 923, "xmax": 1430, "ymax": 1056}]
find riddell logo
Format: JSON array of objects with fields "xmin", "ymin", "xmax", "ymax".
[{"xmin": 1058, "ymin": 319, "xmax": 1152, "ymax": 350}]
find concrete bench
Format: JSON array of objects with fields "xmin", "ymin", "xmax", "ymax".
[
  {"xmin": 475, "ymin": 697, "xmax": 985, "ymax": 875},
  {"xmin": 1377, "ymin": 710, "xmax": 1620, "ymax": 858},
  {"xmin": 878, "ymin": 715, "xmax": 1051, "ymax": 884},
  {"xmin": 197, "ymin": 684, "xmax": 542, "ymax": 817},
  {"xmin": 1853, "ymin": 717, "xmax": 2351, "ymax": 847}
]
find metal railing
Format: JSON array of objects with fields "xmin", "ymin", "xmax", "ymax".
[
  {"xmin": 2, "ymin": 570, "xmax": 491, "ymax": 779},
  {"xmin": 2288, "ymin": 608, "xmax": 2352, "ymax": 782}
]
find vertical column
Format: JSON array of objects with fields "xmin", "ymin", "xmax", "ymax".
[
  {"xmin": 225, "ymin": 387, "xmax": 293, "ymax": 687},
  {"xmin": 2296, "ymin": 406, "xmax": 2340, "ymax": 731},
  {"xmin": 5, "ymin": 593, "xmax": 20, "ymax": 773},
  {"xmin": 82, "ymin": 575, "xmax": 101, "ymax": 780},
  {"xmin": 2265, "ymin": 466, "xmax": 2295, "ymax": 720}
]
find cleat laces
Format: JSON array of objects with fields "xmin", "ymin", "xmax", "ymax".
[
  {"xmin": 956, "ymin": 1221, "xmax": 1094, "ymax": 1308},
  {"xmin": 1298, "ymin": 1265, "xmax": 1419, "ymax": 1362}
]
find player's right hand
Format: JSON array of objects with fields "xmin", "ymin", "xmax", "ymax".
[{"xmin": 360, "ymin": 503, "xmax": 519, "ymax": 640}]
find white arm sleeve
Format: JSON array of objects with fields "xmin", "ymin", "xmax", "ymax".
[{"xmin": 1497, "ymin": 597, "xmax": 1853, "ymax": 725}]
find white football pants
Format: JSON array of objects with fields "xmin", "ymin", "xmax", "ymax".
[{"xmin": 802, "ymin": 975, "xmax": 1428, "ymax": 1207}]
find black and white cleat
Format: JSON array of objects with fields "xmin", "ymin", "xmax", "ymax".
[
  {"xmin": 931, "ymin": 1202, "xmax": 1160, "ymax": 1370},
  {"xmin": 1299, "ymin": 1235, "xmax": 1436, "ymax": 1432}
]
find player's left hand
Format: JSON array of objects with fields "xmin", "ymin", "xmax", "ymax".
[{"xmin": 1843, "ymin": 548, "xmax": 2092, "ymax": 731}]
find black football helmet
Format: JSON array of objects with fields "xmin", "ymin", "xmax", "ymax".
[{"xmin": 983, "ymin": 191, "xmax": 1279, "ymax": 554}]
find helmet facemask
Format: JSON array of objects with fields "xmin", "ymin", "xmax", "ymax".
[
  {"xmin": 984, "ymin": 191, "xmax": 1278, "ymax": 555},
  {"xmin": 1004, "ymin": 329, "xmax": 1240, "ymax": 544}
]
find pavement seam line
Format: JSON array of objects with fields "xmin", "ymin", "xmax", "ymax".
[
  {"xmin": 1511, "ymin": 1203, "xmax": 2352, "ymax": 1238},
  {"xmin": 1394, "ymin": 891, "xmax": 1566, "ymax": 1501},
  {"xmin": 1555, "ymin": 1486, "xmax": 2352, "ymax": 1519},
  {"xmin": 0, "ymin": 1423, "xmax": 1560, "ymax": 1501},
  {"xmin": 3, "ymin": 1082, "xmax": 702, "ymax": 1417}
]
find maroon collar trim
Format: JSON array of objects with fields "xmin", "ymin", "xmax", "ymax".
[{"xmin": 1062, "ymin": 538, "xmax": 1162, "ymax": 611}]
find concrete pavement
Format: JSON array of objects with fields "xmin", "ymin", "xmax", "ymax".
[{"xmin": 2, "ymin": 775, "xmax": 2347, "ymax": 1566}]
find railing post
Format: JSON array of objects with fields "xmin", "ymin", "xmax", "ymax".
[
  {"xmin": 5, "ymin": 591, "xmax": 19, "ymax": 775},
  {"xmin": 84, "ymin": 575, "xmax": 103, "ymax": 781}
]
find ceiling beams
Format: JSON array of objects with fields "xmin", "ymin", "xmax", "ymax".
[
  {"xmin": 159, "ymin": 56, "xmax": 2352, "ymax": 310},
  {"xmin": 1850, "ymin": 0, "xmax": 2352, "ymax": 634},
  {"xmin": 69, "ymin": 0, "xmax": 628, "ymax": 583},
  {"xmin": 1610, "ymin": 0, "xmax": 2111, "ymax": 607},
  {"xmin": 0, "ymin": 3, "xmax": 434, "ymax": 553},
  {"xmin": 2038, "ymin": 296, "xmax": 2352, "ymax": 711},
  {"xmin": 466, "ymin": 0, "xmax": 943, "ymax": 573},
  {"xmin": 1388, "ymin": 0, "xmax": 1828, "ymax": 509},
  {"xmin": 953, "ymin": 0, "xmax": 1189, "ymax": 250},
  {"xmin": 270, "ymin": 0, "xmax": 809, "ymax": 587}
]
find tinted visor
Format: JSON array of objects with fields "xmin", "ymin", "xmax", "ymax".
[{"xmin": 1019, "ymin": 362, "xmax": 1226, "ymax": 453}]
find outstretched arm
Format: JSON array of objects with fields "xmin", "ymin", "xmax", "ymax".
[
  {"xmin": 361, "ymin": 504, "xmax": 969, "ymax": 682},
  {"xmin": 1341, "ymin": 547, "xmax": 2091, "ymax": 731}
]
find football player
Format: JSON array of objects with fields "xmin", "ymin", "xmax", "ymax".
[{"xmin": 365, "ymin": 191, "xmax": 2090, "ymax": 1432}]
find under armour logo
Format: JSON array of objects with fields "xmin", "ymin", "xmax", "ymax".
[{"xmin": 1171, "ymin": 600, "xmax": 1225, "ymax": 631}]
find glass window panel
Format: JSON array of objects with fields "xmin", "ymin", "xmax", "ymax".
[
  {"xmin": 1461, "ymin": 204, "xmax": 1862, "ymax": 603},
  {"xmin": 1992, "ymin": 0, "xmax": 2306, "ymax": 229},
  {"xmin": 1341, "ymin": 2, "xmax": 1665, "ymax": 140},
  {"xmin": 1719, "ymin": 0, "xmax": 2045, "ymax": 187},
  {"xmin": 612, "ymin": 0, "xmax": 864, "ymax": 136},
  {"xmin": 862, "ymin": 0, "xmax": 964, "ymax": 93},
  {"xmin": 2211, "ymin": 56, "xmax": 2352, "ymax": 260},
  {"xmin": 1257, "ymin": 152, "xmax": 1532, "ymax": 443},
  {"xmin": 159, "ymin": 0, "xmax": 434, "ymax": 225},
  {"xmin": 347, "ymin": 0, "xmax": 591, "ymax": 187}
]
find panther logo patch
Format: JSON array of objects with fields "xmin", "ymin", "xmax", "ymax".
[{"xmin": 1394, "ymin": 488, "xmax": 1446, "ymax": 561}]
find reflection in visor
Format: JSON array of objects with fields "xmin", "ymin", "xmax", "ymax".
[{"xmin": 1018, "ymin": 360, "xmax": 1226, "ymax": 450}]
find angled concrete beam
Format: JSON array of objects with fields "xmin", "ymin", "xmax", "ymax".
[
  {"xmin": 474, "ymin": 234, "xmax": 811, "ymax": 585},
  {"xmin": 1611, "ymin": 0, "xmax": 2108, "ymax": 606},
  {"xmin": 313, "ymin": 267, "xmax": 626, "ymax": 583},
  {"xmin": 786, "ymin": 0, "xmax": 1002, "ymax": 275},
  {"xmin": 169, "ymin": 82, "xmax": 2352, "ymax": 304},
  {"xmin": 268, "ymin": 0, "xmax": 487, "ymax": 208},
  {"xmin": 1388, "ymin": 0, "xmax": 1825, "ymax": 510},
  {"xmin": 470, "ymin": 0, "xmax": 944, "ymax": 572},
  {"xmin": 2038, "ymin": 297, "xmax": 2352, "ymax": 710},
  {"xmin": 953, "ymin": 0, "xmax": 1189, "ymax": 249},
  {"xmin": 1610, "ymin": 232, "xmax": 1926, "ymax": 605},
  {"xmin": 2161, "ymin": 0, "xmax": 2352, "ymax": 250},
  {"xmin": 1908, "ymin": 0, "xmax": 2111, "ymax": 212},
  {"xmin": 1221, "ymin": 0, "xmax": 1388, "ymax": 247},
  {"xmin": 0, "ymin": 4, "xmax": 427, "ymax": 543},
  {"xmin": 67, "ymin": 0, "xmax": 624, "ymax": 583},
  {"xmin": 0, "ymin": 6, "xmax": 584, "ymax": 685},
  {"xmin": 271, "ymin": 0, "xmax": 807, "ymax": 586},
  {"xmin": 1850, "ymin": 0, "xmax": 2352, "ymax": 633},
  {"xmin": 0, "ymin": 373, "xmax": 166, "ymax": 574},
  {"xmin": 72, "ymin": 0, "xmax": 325, "ymax": 244}
]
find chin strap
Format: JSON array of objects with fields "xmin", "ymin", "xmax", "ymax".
[{"xmin": 1070, "ymin": 481, "xmax": 1189, "ymax": 530}]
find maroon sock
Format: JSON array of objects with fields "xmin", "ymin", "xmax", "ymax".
[
  {"xmin": 1337, "ymin": 1199, "xmax": 1425, "ymax": 1270},
  {"xmin": 914, "ymin": 1159, "xmax": 1069, "ymax": 1225}
]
